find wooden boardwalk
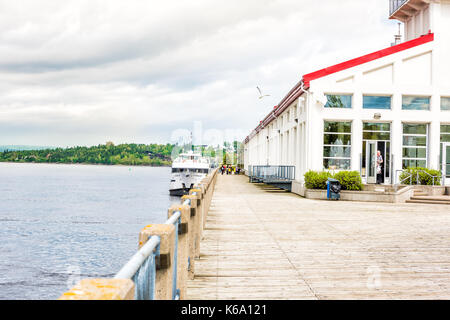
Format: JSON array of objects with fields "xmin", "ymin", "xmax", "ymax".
[{"xmin": 186, "ymin": 174, "xmax": 450, "ymax": 300}]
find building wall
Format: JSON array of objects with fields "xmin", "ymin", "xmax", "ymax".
[
  {"xmin": 244, "ymin": 1, "xmax": 450, "ymax": 184},
  {"xmin": 306, "ymin": 39, "xmax": 449, "ymax": 182}
]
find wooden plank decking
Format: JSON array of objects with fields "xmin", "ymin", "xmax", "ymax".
[{"xmin": 186, "ymin": 174, "xmax": 450, "ymax": 300}]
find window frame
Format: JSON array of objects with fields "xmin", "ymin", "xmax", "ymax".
[
  {"xmin": 441, "ymin": 124, "xmax": 450, "ymax": 177},
  {"xmin": 323, "ymin": 120, "xmax": 352, "ymax": 170},
  {"xmin": 402, "ymin": 123, "xmax": 428, "ymax": 169},
  {"xmin": 362, "ymin": 95, "xmax": 392, "ymax": 110},
  {"xmin": 324, "ymin": 94, "xmax": 353, "ymax": 109},
  {"xmin": 402, "ymin": 95, "xmax": 431, "ymax": 111},
  {"xmin": 441, "ymin": 97, "xmax": 450, "ymax": 111}
]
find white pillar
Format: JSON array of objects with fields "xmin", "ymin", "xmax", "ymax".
[
  {"xmin": 392, "ymin": 119, "xmax": 403, "ymax": 178},
  {"xmin": 429, "ymin": 119, "xmax": 441, "ymax": 170},
  {"xmin": 352, "ymin": 119, "xmax": 363, "ymax": 172}
]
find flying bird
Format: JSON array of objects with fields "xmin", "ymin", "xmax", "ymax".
[{"xmin": 256, "ymin": 86, "xmax": 270, "ymax": 99}]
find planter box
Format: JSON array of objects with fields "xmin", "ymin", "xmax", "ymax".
[
  {"xmin": 304, "ymin": 189, "xmax": 327, "ymax": 200},
  {"xmin": 291, "ymin": 180, "xmax": 306, "ymax": 197},
  {"xmin": 299, "ymin": 185, "xmax": 415, "ymax": 203}
]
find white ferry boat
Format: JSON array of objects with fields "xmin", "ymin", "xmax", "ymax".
[{"xmin": 169, "ymin": 151, "xmax": 210, "ymax": 196}]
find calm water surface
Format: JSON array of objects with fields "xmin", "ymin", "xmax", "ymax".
[{"xmin": 0, "ymin": 163, "xmax": 178, "ymax": 300}]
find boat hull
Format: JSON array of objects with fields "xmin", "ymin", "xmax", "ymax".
[{"xmin": 169, "ymin": 188, "xmax": 191, "ymax": 196}]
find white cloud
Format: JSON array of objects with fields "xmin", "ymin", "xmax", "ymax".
[{"xmin": 0, "ymin": 0, "xmax": 399, "ymax": 146}]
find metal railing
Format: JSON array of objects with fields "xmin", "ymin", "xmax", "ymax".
[
  {"xmin": 417, "ymin": 169, "xmax": 440, "ymax": 186},
  {"xmin": 394, "ymin": 169, "xmax": 441, "ymax": 187},
  {"xmin": 249, "ymin": 165, "xmax": 295, "ymax": 182},
  {"xmin": 114, "ymin": 196, "xmax": 192, "ymax": 300},
  {"xmin": 395, "ymin": 170, "xmax": 413, "ymax": 188},
  {"xmin": 61, "ymin": 168, "xmax": 219, "ymax": 300},
  {"xmin": 390, "ymin": 0, "xmax": 408, "ymax": 15}
]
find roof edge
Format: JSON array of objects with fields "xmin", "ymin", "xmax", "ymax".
[
  {"xmin": 302, "ymin": 32, "xmax": 434, "ymax": 86},
  {"xmin": 244, "ymin": 33, "xmax": 434, "ymax": 145}
]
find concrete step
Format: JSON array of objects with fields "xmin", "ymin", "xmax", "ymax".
[
  {"xmin": 413, "ymin": 192, "xmax": 428, "ymax": 196},
  {"xmin": 410, "ymin": 196, "xmax": 450, "ymax": 201},
  {"xmin": 406, "ymin": 198, "xmax": 450, "ymax": 205}
]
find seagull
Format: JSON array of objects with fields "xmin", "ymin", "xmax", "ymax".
[{"xmin": 256, "ymin": 86, "xmax": 270, "ymax": 99}]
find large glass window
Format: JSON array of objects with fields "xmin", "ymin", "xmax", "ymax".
[
  {"xmin": 363, "ymin": 96, "xmax": 391, "ymax": 110},
  {"xmin": 325, "ymin": 94, "xmax": 352, "ymax": 109},
  {"xmin": 441, "ymin": 125, "xmax": 450, "ymax": 143},
  {"xmin": 323, "ymin": 121, "xmax": 352, "ymax": 170},
  {"xmin": 402, "ymin": 96, "xmax": 430, "ymax": 110},
  {"xmin": 402, "ymin": 123, "xmax": 428, "ymax": 169},
  {"xmin": 441, "ymin": 125, "xmax": 450, "ymax": 178},
  {"xmin": 442, "ymin": 97, "xmax": 450, "ymax": 111}
]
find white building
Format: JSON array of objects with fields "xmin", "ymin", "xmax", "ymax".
[{"xmin": 244, "ymin": 0, "xmax": 450, "ymax": 187}]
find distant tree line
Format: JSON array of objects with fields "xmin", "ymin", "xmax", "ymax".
[{"xmin": 0, "ymin": 143, "xmax": 175, "ymax": 166}]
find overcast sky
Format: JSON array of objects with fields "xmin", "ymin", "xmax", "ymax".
[{"xmin": 0, "ymin": 0, "xmax": 399, "ymax": 147}]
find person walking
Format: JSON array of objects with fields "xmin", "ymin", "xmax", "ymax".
[{"xmin": 376, "ymin": 150, "xmax": 383, "ymax": 184}]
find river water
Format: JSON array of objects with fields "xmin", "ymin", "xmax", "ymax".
[{"xmin": 0, "ymin": 163, "xmax": 178, "ymax": 300}]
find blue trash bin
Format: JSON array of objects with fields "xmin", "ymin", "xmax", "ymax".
[{"xmin": 327, "ymin": 178, "xmax": 341, "ymax": 200}]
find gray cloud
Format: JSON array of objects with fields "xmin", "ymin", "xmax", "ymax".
[{"xmin": 0, "ymin": 0, "xmax": 398, "ymax": 147}]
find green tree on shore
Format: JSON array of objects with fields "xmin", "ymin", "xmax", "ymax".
[{"xmin": 0, "ymin": 143, "xmax": 175, "ymax": 166}]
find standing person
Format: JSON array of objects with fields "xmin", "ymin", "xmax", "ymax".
[
  {"xmin": 376, "ymin": 150, "xmax": 383, "ymax": 184},
  {"xmin": 221, "ymin": 165, "xmax": 225, "ymax": 175}
]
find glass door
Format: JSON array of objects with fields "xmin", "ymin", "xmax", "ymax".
[
  {"xmin": 366, "ymin": 141, "xmax": 377, "ymax": 184},
  {"xmin": 362, "ymin": 122, "xmax": 391, "ymax": 184},
  {"xmin": 443, "ymin": 143, "xmax": 450, "ymax": 185}
]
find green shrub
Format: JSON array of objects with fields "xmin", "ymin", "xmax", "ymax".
[
  {"xmin": 304, "ymin": 170, "xmax": 363, "ymax": 190},
  {"xmin": 304, "ymin": 170, "xmax": 333, "ymax": 189},
  {"xmin": 333, "ymin": 171, "xmax": 363, "ymax": 191},
  {"xmin": 399, "ymin": 167, "xmax": 441, "ymax": 185}
]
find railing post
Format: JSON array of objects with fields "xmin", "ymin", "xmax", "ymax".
[
  {"xmin": 138, "ymin": 224, "xmax": 175, "ymax": 300},
  {"xmin": 59, "ymin": 279, "xmax": 135, "ymax": 300},
  {"xmin": 199, "ymin": 184, "xmax": 210, "ymax": 228},
  {"xmin": 181, "ymin": 194, "xmax": 198, "ymax": 280},
  {"xmin": 168, "ymin": 204, "xmax": 190, "ymax": 300},
  {"xmin": 189, "ymin": 188, "xmax": 204, "ymax": 259}
]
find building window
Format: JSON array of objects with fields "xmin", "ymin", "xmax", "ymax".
[
  {"xmin": 402, "ymin": 123, "xmax": 428, "ymax": 169},
  {"xmin": 325, "ymin": 94, "xmax": 352, "ymax": 109},
  {"xmin": 441, "ymin": 125, "xmax": 450, "ymax": 143},
  {"xmin": 441, "ymin": 125, "xmax": 450, "ymax": 178},
  {"xmin": 402, "ymin": 96, "xmax": 430, "ymax": 110},
  {"xmin": 323, "ymin": 121, "xmax": 352, "ymax": 170},
  {"xmin": 363, "ymin": 95, "xmax": 391, "ymax": 109},
  {"xmin": 441, "ymin": 97, "xmax": 450, "ymax": 111}
]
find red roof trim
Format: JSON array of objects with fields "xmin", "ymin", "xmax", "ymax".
[
  {"xmin": 244, "ymin": 33, "xmax": 434, "ymax": 144},
  {"xmin": 302, "ymin": 33, "xmax": 434, "ymax": 86}
]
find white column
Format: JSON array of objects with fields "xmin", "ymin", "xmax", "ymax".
[
  {"xmin": 429, "ymin": 120, "xmax": 441, "ymax": 170},
  {"xmin": 352, "ymin": 119, "xmax": 363, "ymax": 172},
  {"xmin": 392, "ymin": 119, "xmax": 403, "ymax": 178}
]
